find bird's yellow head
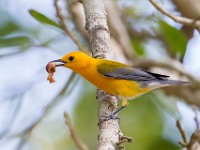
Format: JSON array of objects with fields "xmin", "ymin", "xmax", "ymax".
[{"xmin": 50, "ymin": 51, "xmax": 92, "ymax": 72}]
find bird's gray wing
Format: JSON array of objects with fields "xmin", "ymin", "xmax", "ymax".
[{"xmin": 97, "ymin": 63, "xmax": 169, "ymax": 86}]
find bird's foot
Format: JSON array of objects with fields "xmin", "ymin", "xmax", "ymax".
[{"xmin": 98, "ymin": 114, "xmax": 119, "ymax": 126}]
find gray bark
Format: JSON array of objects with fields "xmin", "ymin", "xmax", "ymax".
[{"xmin": 81, "ymin": 0, "xmax": 122, "ymax": 149}]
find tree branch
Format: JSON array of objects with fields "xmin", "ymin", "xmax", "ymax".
[
  {"xmin": 104, "ymin": 0, "xmax": 136, "ymax": 61},
  {"xmin": 149, "ymin": 0, "xmax": 200, "ymax": 31},
  {"xmin": 176, "ymin": 120, "xmax": 188, "ymax": 147},
  {"xmin": 176, "ymin": 117, "xmax": 200, "ymax": 150},
  {"xmin": 172, "ymin": 0, "xmax": 200, "ymax": 37},
  {"xmin": 193, "ymin": 107, "xmax": 200, "ymax": 131},
  {"xmin": 64, "ymin": 112, "xmax": 89, "ymax": 150},
  {"xmin": 67, "ymin": 1, "xmax": 129, "ymax": 64},
  {"xmin": 67, "ymin": 1, "xmax": 89, "ymax": 42},
  {"xmin": 81, "ymin": 0, "xmax": 125, "ymax": 149},
  {"xmin": 54, "ymin": 0, "xmax": 87, "ymax": 52}
]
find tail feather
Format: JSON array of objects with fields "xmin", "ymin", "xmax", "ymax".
[
  {"xmin": 138, "ymin": 69, "xmax": 189, "ymax": 89},
  {"xmin": 143, "ymin": 79, "xmax": 189, "ymax": 90},
  {"xmin": 160, "ymin": 80, "xmax": 189, "ymax": 85}
]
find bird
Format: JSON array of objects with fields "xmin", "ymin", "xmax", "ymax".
[{"xmin": 48, "ymin": 51, "xmax": 189, "ymax": 122}]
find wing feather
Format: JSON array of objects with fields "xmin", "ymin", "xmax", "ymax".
[{"xmin": 97, "ymin": 62, "xmax": 169, "ymax": 86}]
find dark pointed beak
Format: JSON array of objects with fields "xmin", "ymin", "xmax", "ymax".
[{"xmin": 50, "ymin": 59, "xmax": 67, "ymax": 67}]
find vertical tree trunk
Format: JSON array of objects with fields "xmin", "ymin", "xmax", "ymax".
[{"xmin": 81, "ymin": 0, "xmax": 122, "ymax": 149}]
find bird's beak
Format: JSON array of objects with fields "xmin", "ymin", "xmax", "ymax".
[{"xmin": 50, "ymin": 59, "xmax": 67, "ymax": 67}]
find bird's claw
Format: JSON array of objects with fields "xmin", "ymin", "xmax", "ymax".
[{"xmin": 98, "ymin": 115, "xmax": 120, "ymax": 125}]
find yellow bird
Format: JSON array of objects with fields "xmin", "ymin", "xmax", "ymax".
[{"xmin": 49, "ymin": 51, "xmax": 188, "ymax": 122}]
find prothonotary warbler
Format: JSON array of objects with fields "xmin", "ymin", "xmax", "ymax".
[{"xmin": 49, "ymin": 51, "xmax": 189, "ymax": 122}]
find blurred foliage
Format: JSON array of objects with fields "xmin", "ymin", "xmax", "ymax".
[
  {"xmin": 154, "ymin": 92, "xmax": 180, "ymax": 119},
  {"xmin": 0, "ymin": 22, "xmax": 21, "ymax": 37},
  {"xmin": 159, "ymin": 21, "xmax": 187, "ymax": 59},
  {"xmin": 0, "ymin": 21, "xmax": 32, "ymax": 56},
  {"xmin": 131, "ymin": 39, "xmax": 145, "ymax": 56},
  {"xmin": 74, "ymin": 83, "xmax": 98, "ymax": 149},
  {"xmin": 0, "ymin": 0, "xmax": 194, "ymax": 150},
  {"xmin": 0, "ymin": 36, "xmax": 31, "ymax": 48}
]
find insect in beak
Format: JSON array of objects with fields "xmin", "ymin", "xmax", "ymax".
[{"xmin": 50, "ymin": 59, "xmax": 67, "ymax": 67}]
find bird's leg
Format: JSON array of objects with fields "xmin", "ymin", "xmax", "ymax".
[
  {"xmin": 98, "ymin": 97, "xmax": 128, "ymax": 125},
  {"xmin": 110, "ymin": 96, "xmax": 129, "ymax": 116}
]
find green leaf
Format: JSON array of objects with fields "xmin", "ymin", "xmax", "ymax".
[
  {"xmin": 131, "ymin": 39, "xmax": 145, "ymax": 56},
  {"xmin": 159, "ymin": 21, "xmax": 187, "ymax": 58},
  {"xmin": 0, "ymin": 36, "xmax": 31, "ymax": 47},
  {"xmin": 0, "ymin": 22, "xmax": 20, "ymax": 37},
  {"xmin": 29, "ymin": 9, "xmax": 61, "ymax": 29}
]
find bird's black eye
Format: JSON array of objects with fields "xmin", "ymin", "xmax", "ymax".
[{"xmin": 69, "ymin": 56, "xmax": 74, "ymax": 61}]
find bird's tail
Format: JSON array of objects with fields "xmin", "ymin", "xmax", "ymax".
[
  {"xmin": 147, "ymin": 79, "xmax": 189, "ymax": 90},
  {"xmin": 160, "ymin": 80, "xmax": 189, "ymax": 85}
]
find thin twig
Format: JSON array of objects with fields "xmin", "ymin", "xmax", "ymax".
[
  {"xmin": 192, "ymin": 106, "xmax": 200, "ymax": 131},
  {"xmin": 176, "ymin": 120, "xmax": 189, "ymax": 147},
  {"xmin": 149, "ymin": 0, "xmax": 200, "ymax": 30},
  {"xmin": 64, "ymin": 112, "xmax": 89, "ymax": 150},
  {"xmin": 54, "ymin": 0, "xmax": 87, "ymax": 52},
  {"xmin": 17, "ymin": 134, "xmax": 30, "ymax": 150},
  {"xmin": 0, "ymin": 96, "xmax": 23, "ymax": 139},
  {"xmin": 176, "ymin": 118, "xmax": 200, "ymax": 149},
  {"xmin": 104, "ymin": 0, "xmax": 136, "ymax": 61}
]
